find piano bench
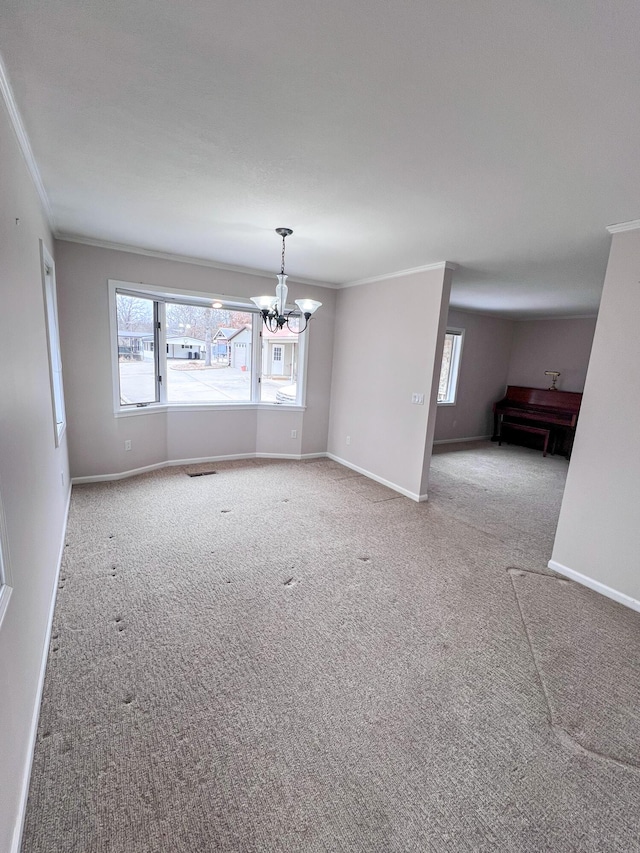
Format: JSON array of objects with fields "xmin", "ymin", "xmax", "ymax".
[{"xmin": 498, "ymin": 422, "xmax": 551, "ymax": 457}]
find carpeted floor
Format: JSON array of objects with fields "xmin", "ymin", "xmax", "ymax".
[{"xmin": 22, "ymin": 442, "xmax": 640, "ymax": 852}]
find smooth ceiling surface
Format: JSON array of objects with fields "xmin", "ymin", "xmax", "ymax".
[{"xmin": 1, "ymin": 0, "xmax": 639, "ymax": 316}]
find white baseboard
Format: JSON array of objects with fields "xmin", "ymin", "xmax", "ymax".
[
  {"xmin": 11, "ymin": 484, "xmax": 72, "ymax": 853},
  {"xmin": 71, "ymin": 452, "xmax": 328, "ymax": 484},
  {"xmin": 255, "ymin": 452, "xmax": 326, "ymax": 460},
  {"xmin": 72, "ymin": 460, "xmax": 175, "ymax": 483},
  {"xmin": 326, "ymin": 453, "xmax": 426, "ymax": 502},
  {"xmin": 433, "ymin": 435, "xmax": 491, "ymax": 445},
  {"xmin": 547, "ymin": 559, "xmax": 640, "ymax": 613}
]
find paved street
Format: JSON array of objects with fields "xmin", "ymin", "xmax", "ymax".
[{"xmin": 118, "ymin": 359, "xmax": 287, "ymax": 404}]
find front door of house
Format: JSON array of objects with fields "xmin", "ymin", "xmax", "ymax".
[{"xmin": 272, "ymin": 345, "xmax": 284, "ymax": 376}]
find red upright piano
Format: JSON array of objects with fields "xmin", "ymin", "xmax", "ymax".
[{"xmin": 492, "ymin": 386, "xmax": 582, "ymax": 458}]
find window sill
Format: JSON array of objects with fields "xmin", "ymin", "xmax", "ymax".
[
  {"xmin": 437, "ymin": 401, "xmax": 457, "ymax": 407},
  {"xmin": 114, "ymin": 402, "xmax": 306, "ymax": 418}
]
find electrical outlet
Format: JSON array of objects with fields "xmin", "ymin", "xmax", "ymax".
[
  {"xmin": 346, "ymin": 435, "xmax": 351, "ymax": 445},
  {"xmin": 291, "ymin": 429, "xmax": 297, "ymax": 439},
  {"xmin": 411, "ymin": 393, "xmax": 425, "ymax": 405},
  {"xmin": 124, "ymin": 439, "xmax": 132, "ymax": 451}
]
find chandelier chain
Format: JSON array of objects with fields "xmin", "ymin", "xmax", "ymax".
[{"xmin": 250, "ymin": 228, "xmax": 321, "ymax": 335}]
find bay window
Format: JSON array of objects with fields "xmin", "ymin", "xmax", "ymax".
[{"xmin": 110, "ymin": 281, "xmax": 307, "ymax": 411}]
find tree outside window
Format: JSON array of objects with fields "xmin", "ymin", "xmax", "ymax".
[{"xmin": 438, "ymin": 329, "xmax": 464, "ymax": 405}]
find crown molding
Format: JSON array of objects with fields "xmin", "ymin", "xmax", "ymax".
[
  {"xmin": 0, "ymin": 51, "xmax": 54, "ymax": 229},
  {"xmin": 340, "ymin": 261, "xmax": 457, "ymax": 289},
  {"xmin": 606, "ymin": 219, "xmax": 640, "ymax": 234},
  {"xmin": 447, "ymin": 305, "xmax": 514, "ymax": 321},
  {"xmin": 56, "ymin": 234, "xmax": 340, "ymax": 289},
  {"xmin": 513, "ymin": 312, "xmax": 599, "ymax": 321},
  {"xmin": 447, "ymin": 304, "xmax": 599, "ymax": 322}
]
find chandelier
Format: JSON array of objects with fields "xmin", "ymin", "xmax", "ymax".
[{"xmin": 251, "ymin": 228, "xmax": 322, "ymax": 333}]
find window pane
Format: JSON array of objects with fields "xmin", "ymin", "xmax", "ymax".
[
  {"xmin": 116, "ymin": 293, "xmax": 157, "ymax": 405},
  {"xmin": 165, "ymin": 303, "xmax": 253, "ymax": 402},
  {"xmin": 43, "ymin": 260, "xmax": 66, "ymax": 440},
  {"xmin": 260, "ymin": 316, "xmax": 299, "ymax": 403},
  {"xmin": 438, "ymin": 334, "xmax": 454, "ymax": 402},
  {"xmin": 0, "ymin": 529, "xmax": 8, "ymax": 630},
  {"xmin": 438, "ymin": 331, "xmax": 463, "ymax": 404}
]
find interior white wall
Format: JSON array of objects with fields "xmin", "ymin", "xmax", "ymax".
[
  {"xmin": 0, "ymin": 100, "xmax": 70, "ymax": 850},
  {"xmin": 54, "ymin": 240, "xmax": 335, "ymax": 478},
  {"xmin": 327, "ymin": 267, "xmax": 451, "ymax": 500},
  {"xmin": 507, "ymin": 317, "xmax": 597, "ymax": 392},
  {"xmin": 434, "ymin": 309, "xmax": 514, "ymax": 442},
  {"xmin": 550, "ymin": 228, "xmax": 640, "ymax": 607}
]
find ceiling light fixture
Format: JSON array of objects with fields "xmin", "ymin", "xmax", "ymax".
[{"xmin": 251, "ymin": 228, "xmax": 322, "ymax": 333}]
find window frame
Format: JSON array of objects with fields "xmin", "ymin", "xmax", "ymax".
[
  {"xmin": 437, "ymin": 327, "xmax": 465, "ymax": 407},
  {"xmin": 115, "ymin": 292, "xmax": 161, "ymax": 406},
  {"xmin": 41, "ymin": 242, "xmax": 66, "ymax": 445},
  {"xmin": 108, "ymin": 279, "xmax": 309, "ymax": 414},
  {"xmin": 0, "ymin": 491, "xmax": 13, "ymax": 630}
]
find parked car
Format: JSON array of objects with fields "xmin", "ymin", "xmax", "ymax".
[{"xmin": 275, "ymin": 384, "xmax": 297, "ymax": 404}]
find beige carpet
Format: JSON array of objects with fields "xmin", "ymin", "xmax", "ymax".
[{"xmin": 22, "ymin": 442, "xmax": 640, "ymax": 852}]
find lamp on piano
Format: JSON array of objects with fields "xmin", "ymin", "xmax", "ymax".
[{"xmin": 544, "ymin": 370, "xmax": 561, "ymax": 391}]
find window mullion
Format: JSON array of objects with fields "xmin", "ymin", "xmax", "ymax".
[
  {"xmin": 157, "ymin": 302, "xmax": 167, "ymax": 404},
  {"xmin": 251, "ymin": 316, "xmax": 261, "ymax": 402}
]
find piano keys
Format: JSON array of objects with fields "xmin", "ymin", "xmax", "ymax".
[{"xmin": 492, "ymin": 385, "xmax": 582, "ymax": 458}]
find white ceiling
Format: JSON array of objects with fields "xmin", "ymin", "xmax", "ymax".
[{"xmin": 2, "ymin": 0, "xmax": 639, "ymax": 317}]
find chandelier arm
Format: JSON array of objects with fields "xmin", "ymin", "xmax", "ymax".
[
  {"xmin": 263, "ymin": 314, "xmax": 279, "ymax": 333},
  {"xmin": 284, "ymin": 313, "xmax": 301, "ymax": 334},
  {"xmin": 285, "ymin": 312, "xmax": 312, "ymax": 334}
]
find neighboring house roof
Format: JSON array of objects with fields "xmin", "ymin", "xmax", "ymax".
[
  {"xmin": 117, "ymin": 330, "xmax": 154, "ymax": 339},
  {"xmin": 213, "ymin": 326, "xmax": 250, "ymax": 341},
  {"xmin": 166, "ymin": 335, "xmax": 206, "ymax": 346},
  {"xmin": 262, "ymin": 328, "xmax": 298, "ymax": 343},
  {"xmin": 212, "ymin": 328, "xmax": 236, "ymax": 340}
]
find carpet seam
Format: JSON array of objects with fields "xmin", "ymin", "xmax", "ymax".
[{"xmin": 507, "ymin": 568, "xmax": 640, "ymax": 773}]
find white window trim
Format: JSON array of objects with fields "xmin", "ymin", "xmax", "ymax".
[
  {"xmin": 108, "ymin": 280, "xmax": 309, "ymax": 414},
  {"xmin": 0, "ymin": 489, "xmax": 13, "ymax": 630},
  {"xmin": 41, "ymin": 242, "xmax": 66, "ymax": 445},
  {"xmin": 437, "ymin": 327, "xmax": 465, "ymax": 407}
]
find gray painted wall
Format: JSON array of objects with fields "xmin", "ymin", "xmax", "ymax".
[
  {"xmin": 551, "ymin": 229, "xmax": 640, "ymax": 604},
  {"xmin": 0, "ymin": 100, "xmax": 70, "ymax": 849},
  {"xmin": 507, "ymin": 317, "xmax": 597, "ymax": 392},
  {"xmin": 328, "ymin": 267, "xmax": 451, "ymax": 499},
  {"xmin": 54, "ymin": 240, "xmax": 336, "ymax": 479},
  {"xmin": 434, "ymin": 309, "xmax": 514, "ymax": 442}
]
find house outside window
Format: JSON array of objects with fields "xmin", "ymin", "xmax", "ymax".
[
  {"xmin": 260, "ymin": 322, "xmax": 299, "ymax": 402},
  {"xmin": 110, "ymin": 282, "xmax": 308, "ymax": 409},
  {"xmin": 437, "ymin": 328, "xmax": 464, "ymax": 405}
]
